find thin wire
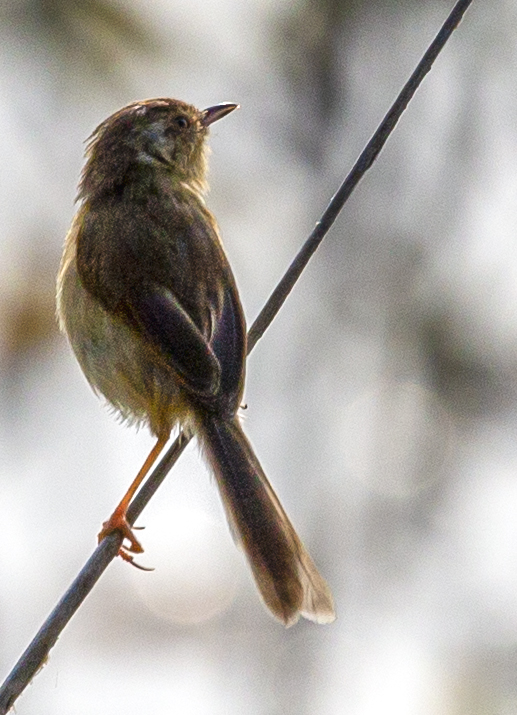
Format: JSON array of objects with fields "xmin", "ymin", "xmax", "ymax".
[{"xmin": 0, "ymin": 1, "xmax": 473, "ymax": 711}]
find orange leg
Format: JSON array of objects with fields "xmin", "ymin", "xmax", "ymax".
[{"xmin": 98, "ymin": 434, "xmax": 169, "ymax": 568}]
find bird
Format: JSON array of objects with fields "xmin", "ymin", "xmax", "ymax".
[{"xmin": 56, "ymin": 97, "xmax": 335, "ymax": 626}]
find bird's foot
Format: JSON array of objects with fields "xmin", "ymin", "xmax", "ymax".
[{"xmin": 98, "ymin": 507, "xmax": 154, "ymax": 571}]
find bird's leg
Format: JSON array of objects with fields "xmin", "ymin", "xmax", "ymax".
[{"xmin": 98, "ymin": 433, "xmax": 169, "ymax": 567}]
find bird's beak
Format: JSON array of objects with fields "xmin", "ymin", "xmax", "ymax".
[{"xmin": 201, "ymin": 103, "xmax": 239, "ymax": 127}]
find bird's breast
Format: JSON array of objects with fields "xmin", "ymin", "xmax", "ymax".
[{"xmin": 57, "ymin": 233, "xmax": 189, "ymax": 437}]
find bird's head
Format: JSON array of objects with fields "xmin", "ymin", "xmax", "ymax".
[{"xmin": 79, "ymin": 98, "xmax": 238, "ymax": 199}]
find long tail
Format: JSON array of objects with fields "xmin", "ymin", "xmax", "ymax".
[{"xmin": 198, "ymin": 413, "xmax": 335, "ymax": 626}]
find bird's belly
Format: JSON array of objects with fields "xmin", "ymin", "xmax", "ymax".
[{"xmin": 57, "ymin": 260, "xmax": 186, "ymax": 436}]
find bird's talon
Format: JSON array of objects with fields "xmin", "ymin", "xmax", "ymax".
[
  {"xmin": 119, "ymin": 548, "xmax": 155, "ymax": 571},
  {"xmin": 98, "ymin": 511, "xmax": 144, "ymax": 554}
]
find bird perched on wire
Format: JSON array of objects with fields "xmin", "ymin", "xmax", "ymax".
[{"xmin": 56, "ymin": 97, "xmax": 335, "ymax": 626}]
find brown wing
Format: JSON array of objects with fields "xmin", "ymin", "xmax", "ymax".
[{"xmin": 76, "ymin": 191, "xmax": 246, "ymax": 413}]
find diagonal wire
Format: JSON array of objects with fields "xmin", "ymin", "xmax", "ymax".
[{"xmin": 0, "ymin": 1, "xmax": 473, "ymax": 711}]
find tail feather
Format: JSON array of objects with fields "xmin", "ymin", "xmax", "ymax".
[{"xmin": 199, "ymin": 414, "xmax": 335, "ymax": 626}]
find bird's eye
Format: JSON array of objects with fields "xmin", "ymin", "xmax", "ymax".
[{"xmin": 174, "ymin": 116, "xmax": 189, "ymax": 129}]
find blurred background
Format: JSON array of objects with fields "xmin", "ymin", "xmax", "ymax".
[{"xmin": 0, "ymin": 0, "xmax": 515, "ymax": 712}]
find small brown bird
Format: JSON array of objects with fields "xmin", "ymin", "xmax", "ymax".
[{"xmin": 56, "ymin": 98, "xmax": 335, "ymax": 626}]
